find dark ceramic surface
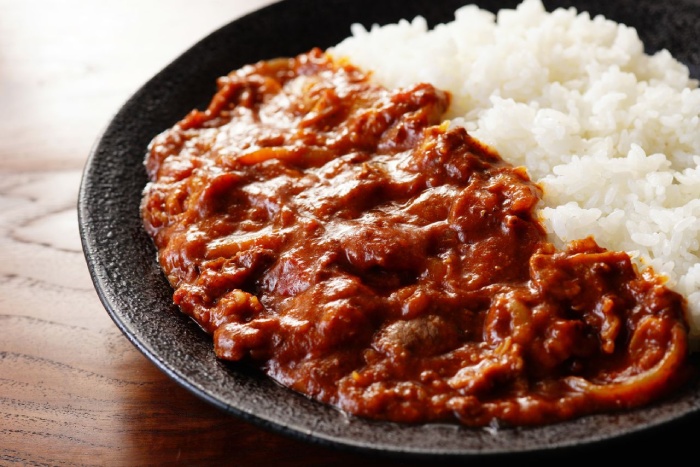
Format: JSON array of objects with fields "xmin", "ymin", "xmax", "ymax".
[{"xmin": 79, "ymin": 0, "xmax": 700, "ymax": 460}]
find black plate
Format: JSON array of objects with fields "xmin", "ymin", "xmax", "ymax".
[{"xmin": 79, "ymin": 0, "xmax": 700, "ymax": 460}]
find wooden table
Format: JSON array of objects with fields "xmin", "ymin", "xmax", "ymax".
[{"xmin": 2, "ymin": 1, "xmax": 699, "ymax": 465}]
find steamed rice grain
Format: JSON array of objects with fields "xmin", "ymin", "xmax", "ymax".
[{"xmin": 330, "ymin": 0, "xmax": 700, "ymax": 343}]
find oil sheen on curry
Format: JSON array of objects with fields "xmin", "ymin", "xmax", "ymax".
[{"xmin": 141, "ymin": 48, "xmax": 691, "ymax": 427}]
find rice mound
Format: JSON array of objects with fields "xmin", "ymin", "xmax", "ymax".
[{"xmin": 330, "ymin": 0, "xmax": 700, "ymax": 343}]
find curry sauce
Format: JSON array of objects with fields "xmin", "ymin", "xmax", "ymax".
[{"xmin": 141, "ymin": 49, "xmax": 691, "ymax": 426}]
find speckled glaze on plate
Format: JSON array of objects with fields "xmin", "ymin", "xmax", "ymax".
[{"xmin": 78, "ymin": 0, "xmax": 700, "ymax": 460}]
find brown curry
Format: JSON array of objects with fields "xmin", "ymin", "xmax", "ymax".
[{"xmin": 141, "ymin": 48, "xmax": 691, "ymax": 426}]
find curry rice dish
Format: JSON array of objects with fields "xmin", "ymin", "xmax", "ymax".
[
  {"xmin": 141, "ymin": 0, "xmax": 699, "ymax": 427},
  {"xmin": 141, "ymin": 43, "xmax": 693, "ymax": 426}
]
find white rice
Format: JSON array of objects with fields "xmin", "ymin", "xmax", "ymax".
[{"xmin": 330, "ymin": 0, "xmax": 700, "ymax": 344}]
